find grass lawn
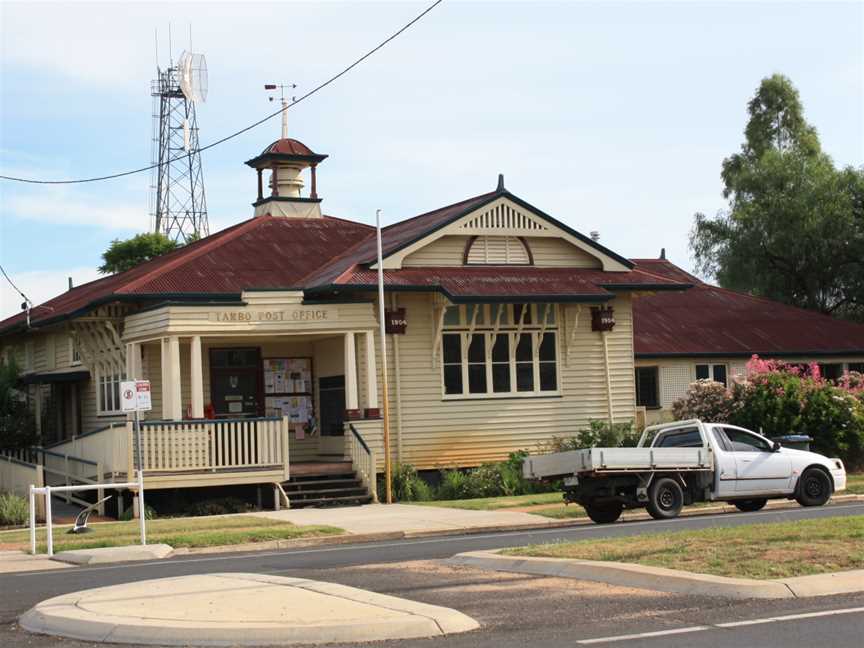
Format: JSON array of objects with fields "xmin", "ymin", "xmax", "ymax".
[
  {"xmin": 846, "ymin": 473, "xmax": 864, "ymax": 494},
  {"xmin": 506, "ymin": 515, "xmax": 864, "ymax": 579},
  {"xmin": 414, "ymin": 492, "xmax": 564, "ymax": 510},
  {"xmin": 0, "ymin": 515, "xmax": 343, "ymax": 553}
]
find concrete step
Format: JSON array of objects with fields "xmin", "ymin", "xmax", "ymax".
[
  {"xmin": 282, "ymin": 478, "xmax": 363, "ymax": 492},
  {"xmin": 289, "ymin": 494, "xmax": 374, "ymax": 508},
  {"xmin": 289, "ymin": 487, "xmax": 369, "ymax": 500}
]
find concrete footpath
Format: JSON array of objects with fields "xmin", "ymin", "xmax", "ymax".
[
  {"xmin": 251, "ymin": 502, "xmax": 556, "ymax": 534},
  {"xmin": 448, "ymin": 550, "xmax": 864, "ymax": 600},
  {"xmin": 20, "ymin": 572, "xmax": 480, "ymax": 645}
]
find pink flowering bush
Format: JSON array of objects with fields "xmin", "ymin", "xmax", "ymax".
[
  {"xmin": 671, "ymin": 380, "xmax": 736, "ymax": 422},
  {"xmin": 672, "ymin": 355, "xmax": 864, "ymax": 468}
]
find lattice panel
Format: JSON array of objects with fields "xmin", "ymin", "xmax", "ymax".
[{"xmin": 660, "ymin": 364, "xmax": 693, "ymax": 408}]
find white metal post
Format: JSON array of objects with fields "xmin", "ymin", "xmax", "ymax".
[
  {"xmin": 29, "ymin": 485, "xmax": 36, "ymax": 555},
  {"xmin": 45, "ymin": 485, "xmax": 53, "ymax": 557},
  {"xmin": 376, "ymin": 209, "xmax": 393, "ymax": 504},
  {"xmin": 138, "ymin": 469, "xmax": 146, "ymax": 546}
]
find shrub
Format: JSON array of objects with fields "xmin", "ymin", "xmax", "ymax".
[
  {"xmin": 120, "ymin": 503, "xmax": 158, "ymax": 521},
  {"xmin": 437, "ymin": 468, "xmax": 471, "ymax": 500},
  {"xmin": 390, "ymin": 463, "xmax": 433, "ymax": 502},
  {"xmin": 542, "ymin": 420, "xmax": 639, "ymax": 452},
  {"xmin": 184, "ymin": 496, "xmax": 252, "ymax": 517},
  {"xmin": 0, "ymin": 492, "xmax": 28, "ymax": 526},
  {"xmin": 672, "ymin": 380, "xmax": 736, "ymax": 423}
]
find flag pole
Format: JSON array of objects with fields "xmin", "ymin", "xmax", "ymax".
[{"xmin": 376, "ymin": 209, "xmax": 393, "ymax": 504}]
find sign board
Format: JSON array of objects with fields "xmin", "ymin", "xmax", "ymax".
[
  {"xmin": 591, "ymin": 307, "xmax": 616, "ymax": 332},
  {"xmin": 121, "ymin": 380, "xmax": 153, "ymax": 412},
  {"xmin": 385, "ymin": 308, "xmax": 407, "ymax": 335}
]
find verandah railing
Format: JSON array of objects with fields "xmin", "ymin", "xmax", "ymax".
[
  {"xmin": 347, "ymin": 423, "xmax": 378, "ymax": 503},
  {"xmin": 138, "ymin": 417, "xmax": 290, "ymax": 477}
]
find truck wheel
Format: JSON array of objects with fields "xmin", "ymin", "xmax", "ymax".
[
  {"xmin": 796, "ymin": 468, "xmax": 832, "ymax": 507},
  {"xmin": 584, "ymin": 502, "xmax": 623, "ymax": 524},
  {"xmin": 647, "ymin": 478, "xmax": 684, "ymax": 520},
  {"xmin": 733, "ymin": 499, "xmax": 767, "ymax": 512}
]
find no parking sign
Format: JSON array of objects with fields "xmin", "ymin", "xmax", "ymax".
[{"xmin": 121, "ymin": 380, "xmax": 152, "ymax": 412}]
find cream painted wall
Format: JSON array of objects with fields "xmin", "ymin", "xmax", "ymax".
[{"xmin": 635, "ymin": 355, "xmax": 864, "ymax": 424}]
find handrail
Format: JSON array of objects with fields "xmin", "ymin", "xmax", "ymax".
[
  {"xmin": 140, "ymin": 416, "xmax": 281, "ymax": 427},
  {"xmin": 348, "ymin": 423, "xmax": 371, "ymax": 455},
  {"xmin": 35, "ymin": 447, "xmax": 99, "ymax": 466}
]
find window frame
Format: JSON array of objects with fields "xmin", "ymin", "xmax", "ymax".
[
  {"xmin": 635, "ymin": 366, "xmax": 660, "ymax": 409},
  {"xmin": 440, "ymin": 303, "xmax": 561, "ymax": 400},
  {"xmin": 695, "ymin": 363, "xmax": 728, "ymax": 386},
  {"xmin": 95, "ymin": 366, "xmax": 125, "ymax": 416},
  {"xmin": 68, "ymin": 336, "xmax": 82, "ymax": 366}
]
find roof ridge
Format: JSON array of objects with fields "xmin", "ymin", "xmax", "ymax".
[
  {"xmin": 294, "ymin": 231, "xmax": 377, "ymax": 286},
  {"xmin": 381, "ymin": 190, "xmax": 498, "ymax": 232},
  {"xmin": 322, "ymin": 214, "xmax": 373, "ymax": 228},
  {"xmin": 117, "ymin": 217, "xmax": 268, "ymax": 294}
]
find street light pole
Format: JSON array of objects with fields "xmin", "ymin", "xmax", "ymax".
[{"xmin": 376, "ymin": 209, "xmax": 393, "ymax": 504}]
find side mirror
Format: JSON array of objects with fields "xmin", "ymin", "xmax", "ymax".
[{"xmin": 772, "ymin": 440, "xmax": 782, "ymax": 452}]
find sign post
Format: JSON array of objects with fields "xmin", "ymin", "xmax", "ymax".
[{"xmin": 121, "ymin": 379, "xmax": 152, "ymax": 544}]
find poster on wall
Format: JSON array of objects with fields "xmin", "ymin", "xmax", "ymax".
[{"xmin": 263, "ymin": 358, "xmax": 314, "ymax": 437}]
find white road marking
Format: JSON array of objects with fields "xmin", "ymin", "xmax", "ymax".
[
  {"xmin": 714, "ymin": 606, "xmax": 864, "ymax": 628},
  {"xmin": 10, "ymin": 502, "xmax": 864, "ymax": 578},
  {"xmin": 577, "ymin": 626, "xmax": 710, "ymax": 644},
  {"xmin": 577, "ymin": 607, "xmax": 864, "ymax": 644}
]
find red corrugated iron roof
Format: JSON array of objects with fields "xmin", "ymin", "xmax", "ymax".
[
  {"xmin": 324, "ymin": 266, "xmax": 688, "ymax": 302},
  {"xmin": 262, "ymin": 138, "xmax": 317, "ymax": 157},
  {"xmin": 632, "ymin": 259, "xmax": 864, "ymax": 356},
  {"xmin": 0, "ymin": 215, "xmax": 372, "ymax": 333}
]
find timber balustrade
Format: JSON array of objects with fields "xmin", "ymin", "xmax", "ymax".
[
  {"xmin": 347, "ymin": 423, "xmax": 378, "ymax": 503},
  {"xmin": 137, "ymin": 417, "xmax": 290, "ymax": 476}
]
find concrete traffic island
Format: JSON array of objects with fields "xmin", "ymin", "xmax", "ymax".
[
  {"xmin": 19, "ymin": 572, "xmax": 480, "ymax": 646},
  {"xmin": 52, "ymin": 544, "xmax": 174, "ymax": 565}
]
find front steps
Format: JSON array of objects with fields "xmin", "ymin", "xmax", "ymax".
[{"xmin": 282, "ymin": 463, "xmax": 374, "ymax": 508}]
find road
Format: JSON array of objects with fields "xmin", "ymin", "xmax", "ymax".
[{"xmin": 2, "ymin": 502, "xmax": 863, "ymax": 647}]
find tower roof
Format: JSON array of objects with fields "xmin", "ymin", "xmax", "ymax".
[{"xmin": 245, "ymin": 138, "xmax": 328, "ymax": 168}]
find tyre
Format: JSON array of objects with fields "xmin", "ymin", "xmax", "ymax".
[
  {"xmin": 796, "ymin": 468, "xmax": 832, "ymax": 507},
  {"xmin": 647, "ymin": 477, "xmax": 684, "ymax": 520},
  {"xmin": 733, "ymin": 499, "xmax": 767, "ymax": 512},
  {"xmin": 584, "ymin": 502, "xmax": 623, "ymax": 524}
]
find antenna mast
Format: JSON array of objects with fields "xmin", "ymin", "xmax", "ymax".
[{"xmin": 149, "ymin": 44, "xmax": 209, "ymax": 243}]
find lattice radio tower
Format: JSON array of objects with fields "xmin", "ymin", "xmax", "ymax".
[{"xmin": 149, "ymin": 48, "xmax": 209, "ymax": 243}]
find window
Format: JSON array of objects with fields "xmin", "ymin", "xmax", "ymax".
[
  {"xmin": 69, "ymin": 336, "xmax": 81, "ymax": 366},
  {"xmin": 24, "ymin": 341, "xmax": 34, "ymax": 372},
  {"xmin": 721, "ymin": 427, "xmax": 772, "ymax": 453},
  {"xmin": 96, "ymin": 368, "xmax": 125, "ymax": 415},
  {"xmin": 849, "ymin": 363, "xmax": 864, "ymax": 374},
  {"xmin": 655, "ymin": 427, "xmax": 702, "ymax": 448},
  {"xmin": 818, "ymin": 363, "xmax": 843, "ymax": 382},
  {"xmin": 635, "ymin": 366, "xmax": 659, "ymax": 408},
  {"xmin": 696, "ymin": 363, "xmax": 727, "ymax": 386},
  {"xmin": 440, "ymin": 303, "xmax": 559, "ymax": 398}
]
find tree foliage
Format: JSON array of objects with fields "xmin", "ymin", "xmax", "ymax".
[
  {"xmin": 0, "ymin": 361, "xmax": 38, "ymax": 450},
  {"xmin": 99, "ymin": 232, "xmax": 178, "ymax": 274},
  {"xmin": 691, "ymin": 74, "xmax": 864, "ymax": 321}
]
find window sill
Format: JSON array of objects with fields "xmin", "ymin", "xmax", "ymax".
[
  {"xmin": 96, "ymin": 412, "xmax": 126, "ymax": 418},
  {"xmin": 442, "ymin": 392, "xmax": 562, "ymax": 402}
]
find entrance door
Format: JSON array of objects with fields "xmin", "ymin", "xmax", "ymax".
[
  {"xmin": 318, "ymin": 376, "xmax": 345, "ymax": 455},
  {"xmin": 209, "ymin": 348, "xmax": 263, "ymax": 418}
]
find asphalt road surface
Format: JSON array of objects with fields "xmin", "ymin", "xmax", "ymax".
[{"xmin": 3, "ymin": 502, "xmax": 863, "ymax": 648}]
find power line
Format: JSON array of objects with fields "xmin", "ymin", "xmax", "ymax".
[
  {"xmin": 0, "ymin": 0, "xmax": 444, "ymax": 185},
  {"xmin": 0, "ymin": 263, "xmax": 30, "ymax": 305}
]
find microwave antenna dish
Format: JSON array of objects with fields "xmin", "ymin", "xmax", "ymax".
[{"xmin": 178, "ymin": 51, "xmax": 208, "ymax": 103}]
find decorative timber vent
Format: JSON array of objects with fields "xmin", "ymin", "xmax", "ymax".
[
  {"xmin": 460, "ymin": 203, "xmax": 548, "ymax": 231},
  {"xmin": 465, "ymin": 235, "xmax": 531, "ymax": 265}
]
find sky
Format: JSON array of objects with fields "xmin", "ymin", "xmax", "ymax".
[{"xmin": 1, "ymin": 0, "xmax": 862, "ymax": 319}]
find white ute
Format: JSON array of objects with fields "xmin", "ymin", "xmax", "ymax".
[{"xmin": 523, "ymin": 420, "xmax": 847, "ymax": 524}]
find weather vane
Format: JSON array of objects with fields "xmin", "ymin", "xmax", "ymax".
[{"xmin": 265, "ymin": 83, "xmax": 297, "ymax": 139}]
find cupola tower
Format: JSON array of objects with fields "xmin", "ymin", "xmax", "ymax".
[{"xmin": 245, "ymin": 138, "xmax": 328, "ymax": 218}]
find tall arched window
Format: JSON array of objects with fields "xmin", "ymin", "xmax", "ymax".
[{"xmin": 464, "ymin": 235, "xmax": 532, "ymax": 265}]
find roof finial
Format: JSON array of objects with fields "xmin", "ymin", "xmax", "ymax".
[
  {"xmin": 496, "ymin": 173, "xmax": 505, "ymax": 193},
  {"xmin": 660, "ymin": 247, "xmax": 666, "ymax": 260}
]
